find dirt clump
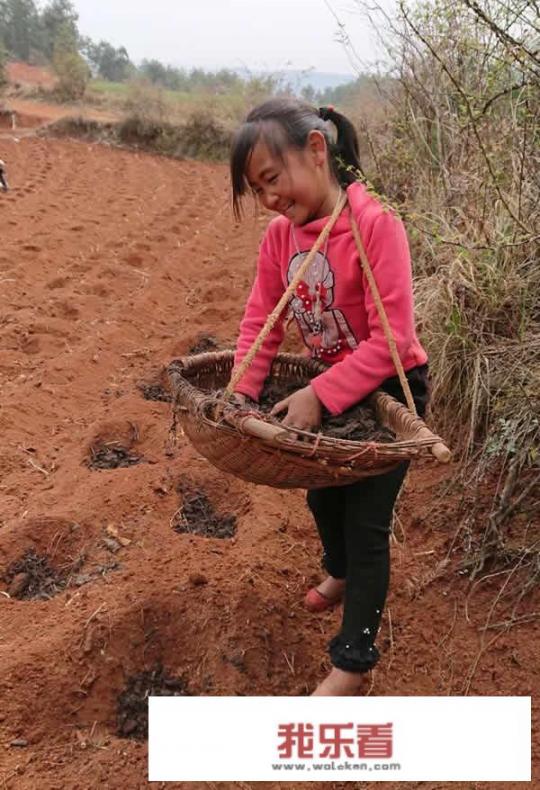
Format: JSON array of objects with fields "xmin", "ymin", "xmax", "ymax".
[
  {"xmin": 137, "ymin": 380, "xmax": 172, "ymax": 403},
  {"xmin": 4, "ymin": 549, "xmax": 70, "ymax": 600},
  {"xmin": 87, "ymin": 444, "xmax": 143, "ymax": 470},
  {"xmin": 173, "ymin": 483, "xmax": 237, "ymax": 539},
  {"xmin": 188, "ymin": 332, "xmax": 221, "ymax": 355},
  {"xmin": 117, "ymin": 665, "xmax": 190, "ymax": 740}
]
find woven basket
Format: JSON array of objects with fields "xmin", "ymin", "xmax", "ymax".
[
  {"xmin": 168, "ymin": 350, "xmax": 450, "ymax": 489},
  {"xmin": 168, "ymin": 192, "xmax": 450, "ymax": 489}
]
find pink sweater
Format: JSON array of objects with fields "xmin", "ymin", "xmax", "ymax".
[{"xmin": 233, "ymin": 181, "xmax": 428, "ymax": 415}]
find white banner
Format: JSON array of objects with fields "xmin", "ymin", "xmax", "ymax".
[{"xmin": 148, "ymin": 696, "xmax": 531, "ymax": 782}]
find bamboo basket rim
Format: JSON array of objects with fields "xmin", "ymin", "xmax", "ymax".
[{"xmin": 168, "ymin": 350, "xmax": 446, "ymax": 459}]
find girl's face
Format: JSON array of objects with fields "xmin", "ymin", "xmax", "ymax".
[{"xmin": 246, "ymin": 132, "xmax": 339, "ymax": 225}]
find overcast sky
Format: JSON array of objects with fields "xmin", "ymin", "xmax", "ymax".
[{"xmin": 72, "ymin": 0, "xmax": 391, "ymax": 75}]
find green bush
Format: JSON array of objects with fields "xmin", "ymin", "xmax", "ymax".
[
  {"xmin": 52, "ymin": 21, "xmax": 90, "ymax": 101},
  {"xmin": 0, "ymin": 44, "xmax": 7, "ymax": 92},
  {"xmin": 117, "ymin": 111, "xmax": 231, "ymax": 160},
  {"xmin": 53, "ymin": 49, "xmax": 90, "ymax": 100}
]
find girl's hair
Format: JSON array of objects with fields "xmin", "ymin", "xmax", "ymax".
[{"xmin": 230, "ymin": 97, "xmax": 362, "ymax": 219}]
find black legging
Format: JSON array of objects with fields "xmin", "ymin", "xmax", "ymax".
[{"xmin": 306, "ymin": 364, "xmax": 429, "ymax": 673}]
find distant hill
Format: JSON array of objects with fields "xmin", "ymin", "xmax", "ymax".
[
  {"xmin": 279, "ymin": 70, "xmax": 355, "ymax": 92},
  {"xmin": 235, "ymin": 67, "xmax": 355, "ymax": 93}
]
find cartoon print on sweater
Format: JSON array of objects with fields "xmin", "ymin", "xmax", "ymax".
[{"xmin": 287, "ymin": 250, "xmax": 358, "ymax": 359}]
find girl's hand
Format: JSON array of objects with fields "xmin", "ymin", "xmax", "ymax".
[{"xmin": 270, "ymin": 385, "xmax": 322, "ymax": 432}]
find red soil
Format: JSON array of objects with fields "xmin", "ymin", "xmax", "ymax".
[
  {"xmin": 0, "ymin": 108, "xmax": 43, "ymax": 130},
  {"xmin": 6, "ymin": 61, "xmax": 57, "ymax": 89},
  {"xmin": 0, "ymin": 136, "xmax": 537, "ymax": 788}
]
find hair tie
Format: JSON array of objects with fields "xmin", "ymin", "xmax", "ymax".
[{"xmin": 318, "ymin": 105, "xmax": 335, "ymax": 121}]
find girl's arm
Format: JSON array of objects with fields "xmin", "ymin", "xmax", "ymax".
[
  {"xmin": 232, "ymin": 226, "xmax": 286, "ymax": 401},
  {"xmin": 310, "ymin": 209, "xmax": 424, "ymax": 414}
]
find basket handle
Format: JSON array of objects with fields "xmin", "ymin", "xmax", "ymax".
[
  {"xmin": 371, "ymin": 392, "xmax": 451, "ymax": 463},
  {"xmin": 225, "ymin": 190, "xmax": 348, "ymax": 396},
  {"xmin": 227, "ymin": 414, "xmax": 291, "ymax": 444}
]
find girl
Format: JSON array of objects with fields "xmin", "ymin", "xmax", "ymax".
[{"xmin": 229, "ymin": 98, "xmax": 429, "ymax": 696}]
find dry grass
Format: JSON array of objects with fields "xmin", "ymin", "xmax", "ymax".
[
  {"xmin": 341, "ymin": 0, "xmax": 539, "ymax": 571},
  {"xmin": 44, "ymin": 109, "xmax": 232, "ymax": 162}
]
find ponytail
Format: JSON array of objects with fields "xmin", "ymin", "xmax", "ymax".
[{"xmin": 318, "ymin": 105, "xmax": 363, "ymax": 186}]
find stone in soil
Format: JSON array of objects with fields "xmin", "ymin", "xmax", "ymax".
[
  {"xmin": 4, "ymin": 550, "xmax": 68, "ymax": 600},
  {"xmin": 173, "ymin": 483, "xmax": 236, "ymax": 539},
  {"xmin": 117, "ymin": 665, "xmax": 190, "ymax": 740},
  {"xmin": 87, "ymin": 444, "xmax": 142, "ymax": 470}
]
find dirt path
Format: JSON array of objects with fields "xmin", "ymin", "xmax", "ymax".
[{"xmin": 0, "ymin": 137, "xmax": 536, "ymax": 789}]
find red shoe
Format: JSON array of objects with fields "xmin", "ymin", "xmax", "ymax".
[{"xmin": 304, "ymin": 586, "xmax": 344, "ymax": 613}]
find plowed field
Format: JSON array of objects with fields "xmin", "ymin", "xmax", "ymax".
[{"xmin": 0, "ymin": 125, "xmax": 537, "ymax": 789}]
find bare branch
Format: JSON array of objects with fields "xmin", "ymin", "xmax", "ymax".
[
  {"xmin": 461, "ymin": 0, "xmax": 540, "ymax": 69},
  {"xmin": 399, "ymin": 0, "xmax": 533, "ymax": 236}
]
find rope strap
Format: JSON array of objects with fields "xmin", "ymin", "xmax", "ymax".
[
  {"xmin": 226, "ymin": 190, "xmax": 348, "ymax": 395},
  {"xmin": 348, "ymin": 208, "xmax": 417, "ymax": 416}
]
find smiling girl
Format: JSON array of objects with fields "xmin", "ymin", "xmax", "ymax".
[{"xmin": 229, "ymin": 97, "xmax": 429, "ymax": 696}]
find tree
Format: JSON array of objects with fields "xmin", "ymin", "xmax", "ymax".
[
  {"xmin": 0, "ymin": 41, "xmax": 7, "ymax": 90},
  {"xmin": 301, "ymin": 84, "xmax": 316, "ymax": 103},
  {"xmin": 0, "ymin": 0, "xmax": 42, "ymax": 61},
  {"xmin": 83, "ymin": 38, "xmax": 133, "ymax": 82},
  {"xmin": 52, "ymin": 20, "xmax": 89, "ymax": 99},
  {"xmin": 139, "ymin": 58, "xmax": 169, "ymax": 86},
  {"xmin": 41, "ymin": 0, "xmax": 78, "ymax": 59}
]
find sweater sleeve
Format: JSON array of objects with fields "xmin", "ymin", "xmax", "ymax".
[
  {"xmin": 310, "ymin": 210, "xmax": 416, "ymax": 414},
  {"xmin": 232, "ymin": 225, "xmax": 286, "ymax": 401}
]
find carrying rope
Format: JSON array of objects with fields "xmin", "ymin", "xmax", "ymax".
[
  {"xmin": 226, "ymin": 190, "xmax": 347, "ymax": 396},
  {"xmin": 348, "ymin": 208, "xmax": 417, "ymax": 416}
]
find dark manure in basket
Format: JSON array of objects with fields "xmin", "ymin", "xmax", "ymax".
[
  {"xmin": 246, "ymin": 380, "xmax": 394, "ymax": 443},
  {"xmin": 87, "ymin": 443, "xmax": 143, "ymax": 470},
  {"xmin": 173, "ymin": 483, "xmax": 236, "ymax": 539},
  {"xmin": 117, "ymin": 665, "xmax": 190, "ymax": 740},
  {"xmin": 322, "ymin": 404, "xmax": 394, "ymax": 442},
  {"xmin": 4, "ymin": 549, "xmax": 70, "ymax": 600}
]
